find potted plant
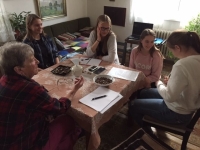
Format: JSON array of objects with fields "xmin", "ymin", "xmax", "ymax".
[{"xmin": 9, "ymin": 11, "xmax": 31, "ymax": 41}]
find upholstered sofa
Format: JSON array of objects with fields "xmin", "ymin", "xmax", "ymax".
[{"xmin": 43, "ymin": 17, "xmax": 91, "ymax": 49}]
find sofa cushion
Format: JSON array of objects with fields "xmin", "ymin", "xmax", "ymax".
[
  {"xmin": 54, "ymin": 37, "xmax": 65, "ymax": 50},
  {"xmin": 43, "ymin": 26, "xmax": 56, "ymax": 46},
  {"xmin": 78, "ymin": 17, "xmax": 90, "ymax": 30},
  {"xmin": 51, "ymin": 22, "xmax": 68, "ymax": 37},
  {"xmin": 66, "ymin": 20, "xmax": 79, "ymax": 33},
  {"xmin": 43, "ymin": 26, "xmax": 53, "ymax": 37}
]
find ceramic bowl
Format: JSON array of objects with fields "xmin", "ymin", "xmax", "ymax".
[{"xmin": 93, "ymin": 74, "xmax": 114, "ymax": 86}]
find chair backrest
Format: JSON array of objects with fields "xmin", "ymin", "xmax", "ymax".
[{"xmin": 187, "ymin": 108, "xmax": 200, "ymax": 130}]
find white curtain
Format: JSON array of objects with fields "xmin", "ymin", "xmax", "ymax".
[
  {"xmin": 130, "ymin": 0, "xmax": 200, "ymax": 31},
  {"xmin": 0, "ymin": 0, "xmax": 15, "ymax": 43}
]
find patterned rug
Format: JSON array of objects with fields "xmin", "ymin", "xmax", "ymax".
[{"xmin": 74, "ymin": 60, "xmax": 200, "ymax": 150}]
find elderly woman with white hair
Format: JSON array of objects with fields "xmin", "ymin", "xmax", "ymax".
[{"xmin": 0, "ymin": 42, "xmax": 84, "ymax": 150}]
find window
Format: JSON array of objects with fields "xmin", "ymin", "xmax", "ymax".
[
  {"xmin": 0, "ymin": 0, "xmax": 15, "ymax": 42},
  {"xmin": 130, "ymin": 0, "xmax": 200, "ymax": 30}
]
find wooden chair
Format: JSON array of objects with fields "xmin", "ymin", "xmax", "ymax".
[
  {"xmin": 142, "ymin": 108, "xmax": 200, "ymax": 150},
  {"xmin": 111, "ymin": 128, "xmax": 174, "ymax": 150},
  {"xmin": 117, "ymin": 42, "xmax": 132, "ymax": 66}
]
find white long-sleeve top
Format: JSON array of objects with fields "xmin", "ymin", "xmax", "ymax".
[
  {"xmin": 84, "ymin": 30, "xmax": 120, "ymax": 64},
  {"xmin": 157, "ymin": 55, "xmax": 200, "ymax": 114}
]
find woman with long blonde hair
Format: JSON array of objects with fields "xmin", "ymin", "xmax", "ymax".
[
  {"xmin": 85, "ymin": 15, "xmax": 119, "ymax": 64},
  {"xmin": 23, "ymin": 14, "xmax": 59, "ymax": 69}
]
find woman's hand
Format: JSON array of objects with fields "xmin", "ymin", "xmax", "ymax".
[
  {"xmin": 163, "ymin": 75, "xmax": 169, "ymax": 85},
  {"xmin": 74, "ymin": 76, "xmax": 84, "ymax": 91},
  {"xmin": 144, "ymin": 77, "xmax": 151, "ymax": 88},
  {"xmin": 96, "ymin": 55, "xmax": 103, "ymax": 59},
  {"xmin": 161, "ymin": 75, "xmax": 169, "ymax": 85},
  {"xmin": 66, "ymin": 76, "xmax": 84, "ymax": 101}
]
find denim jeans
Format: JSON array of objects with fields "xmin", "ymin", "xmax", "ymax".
[{"xmin": 129, "ymin": 88, "xmax": 193, "ymax": 127}]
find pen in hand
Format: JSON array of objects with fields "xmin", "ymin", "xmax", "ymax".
[{"xmin": 92, "ymin": 95, "xmax": 107, "ymax": 101}]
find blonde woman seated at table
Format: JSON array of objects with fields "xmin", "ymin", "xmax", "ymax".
[
  {"xmin": 84, "ymin": 15, "xmax": 120, "ymax": 64},
  {"xmin": 0, "ymin": 42, "xmax": 84, "ymax": 150},
  {"xmin": 129, "ymin": 29, "xmax": 163, "ymax": 88}
]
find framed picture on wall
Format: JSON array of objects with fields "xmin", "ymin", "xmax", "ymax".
[{"xmin": 36, "ymin": 0, "xmax": 66, "ymax": 20}]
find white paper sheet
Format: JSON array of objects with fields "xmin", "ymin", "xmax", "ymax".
[
  {"xmin": 70, "ymin": 58, "xmax": 79, "ymax": 65},
  {"xmin": 100, "ymin": 94, "xmax": 123, "ymax": 114},
  {"xmin": 80, "ymin": 57, "xmax": 91, "ymax": 65},
  {"xmin": 87, "ymin": 58, "xmax": 101, "ymax": 66},
  {"xmin": 79, "ymin": 57, "xmax": 101, "ymax": 66},
  {"xmin": 107, "ymin": 67, "xmax": 139, "ymax": 81},
  {"xmin": 79, "ymin": 87, "xmax": 120, "ymax": 111}
]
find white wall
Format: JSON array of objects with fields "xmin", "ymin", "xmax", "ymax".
[
  {"xmin": 87, "ymin": 0, "xmax": 133, "ymax": 42},
  {"xmin": 3, "ymin": 0, "xmax": 87, "ymax": 27}
]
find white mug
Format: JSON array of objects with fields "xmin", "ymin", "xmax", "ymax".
[{"xmin": 71, "ymin": 64, "xmax": 83, "ymax": 77}]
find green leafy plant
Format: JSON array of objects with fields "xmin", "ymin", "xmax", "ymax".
[
  {"xmin": 185, "ymin": 13, "xmax": 200, "ymax": 35},
  {"xmin": 167, "ymin": 14, "xmax": 200, "ymax": 62},
  {"xmin": 168, "ymin": 51, "xmax": 179, "ymax": 62},
  {"xmin": 9, "ymin": 11, "xmax": 31, "ymax": 41}
]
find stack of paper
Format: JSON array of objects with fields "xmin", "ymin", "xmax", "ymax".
[
  {"xmin": 107, "ymin": 67, "xmax": 139, "ymax": 81},
  {"xmin": 79, "ymin": 87, "xmax": 123, "ymax": 114}
]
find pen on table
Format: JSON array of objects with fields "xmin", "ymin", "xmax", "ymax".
[
  {"xmin": 92, "ymin": 95, "xmax": 107, "ymax": 101},
  {"xmin": 81, "ymin": 58, "xmax": 89, "ymax": 61}
]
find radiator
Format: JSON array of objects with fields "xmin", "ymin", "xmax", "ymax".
[{"xmin": 154, "ymin": 29, "xmax": 172, "ymax": 59}]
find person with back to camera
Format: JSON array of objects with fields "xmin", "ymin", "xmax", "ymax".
[
  {"xmin": 0, "ymin": 42, "xmax": 84, "ymax": 150},
  {"xmin": 129, "ymin": 30, "xmax": 200, "ymax": 132},
  {"xmin": 23, "ymin": 14, "xmax": 59, "ymax": 70},
  {"xmin": 84, "ymin": 14, "xmax": 120, "ymax": 64},
  {"xmin": 129, "ymin": 29, "xmax": 164, "ymax": 88}
]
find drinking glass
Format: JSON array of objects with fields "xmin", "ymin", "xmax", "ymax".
[{"xmin": 57, "ymin": 78, "xmax": 73, "ymax": 92}]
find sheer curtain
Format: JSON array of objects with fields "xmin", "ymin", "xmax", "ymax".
[
  {"xmin": 130, "ymin": 0, "xmax": 200, "ymax": 31},
  {"xmin": 0, "ymin": 0, "xmax": 15, "ymax": 43}
]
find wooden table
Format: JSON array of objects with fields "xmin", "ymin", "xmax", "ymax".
[{"xmin": 32, "ymin": 58, "xmax": 145, "ymax": 150}]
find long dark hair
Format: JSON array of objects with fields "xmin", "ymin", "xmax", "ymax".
[
  {"xmin": 23, "ymin": 14, "xmax": 45, "ymax": 41},
  {"xmin": 95, "ymin": 15, "xmax": 115, "ymax": 54},
  {"xmin": 137, "ymin": 29, "xmax": 163, "ymax": 58},
  {"xmin": 167, "ymin": 30, "xmax": 200, "ymax": 54}
]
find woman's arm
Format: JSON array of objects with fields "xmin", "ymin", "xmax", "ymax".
[
  {"xmin": 146, "ymin": 51, "xmax": 163, "ymax": 83},
  {"xmin": 29, "ymin": 77, "xmax": 84, "ymax": 115},
  {"xmin": 129, "ymin": 47, "xmax": 137, "ymax": 68},
  {"xmin": 47, "ymin": 36, "xmax": 59, "ymax": 64},
  {"xmin": 85, "ymin": 31, "xmax": 98, "ymax": 57},
  {"xmin": 157, "ymin": 65, "xmax": 188, "ymax": 102},
  {"xmin": 55, "ymin": 57, "xmax": 59, "ymax": 64},
  {"xmin": 101, "ymin": 33, "xmax": 117, "ymax": 63},
  {"xmin": 65, "ymin": 76, "xmax": 84, "ymax": 100}
]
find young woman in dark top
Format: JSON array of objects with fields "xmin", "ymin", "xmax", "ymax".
[{"xmin": 23, "ymin": 14, "xmax": 59, "ymax": 69}]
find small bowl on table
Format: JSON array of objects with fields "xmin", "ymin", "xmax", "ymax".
[{"xmin": 93, "ymin": 74, "xmax": 114, "ymax": 86}]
